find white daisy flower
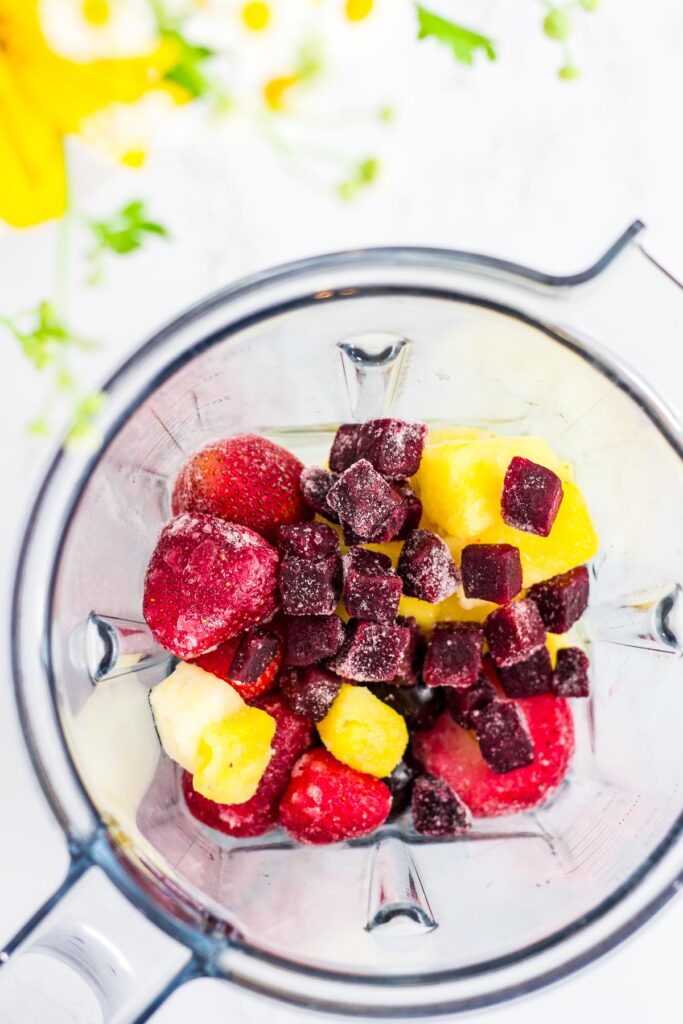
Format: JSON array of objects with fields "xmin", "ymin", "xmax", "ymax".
[{"xmin": 39, "ymin": 0, "xmax": 159, "ymax": 62}]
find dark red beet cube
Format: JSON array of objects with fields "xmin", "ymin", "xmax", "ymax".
[
  {"xmin": 553, "ymin": 647, "xmax": 590, "ymax": 697},
  {"xmin": 371, "ymin": 681, "xmax": 444, "ymax": 732},
  {"xmin": 496, "ymin": 646, "xmax": 552, "ymax": 699},
  {"xmin": 327, "ymin": 619, "xmax": 410, "ymax": 682},
  {"xmin": 277, "ymin": 522, "xmax": 339, "ymax": 561},
  {"xmin": 326, "ymin": 459, "xmax": 402, "ymax": 539},
  {"xmin": 461, "ymin": 543, "xmax": 523, "ymax": 604},
  {"xmin": 501, "ymin": 456, "xmax": 564, "ymax": 537},
  {"xmin": 397, "ymin": 529, "xmax": 460, "ymax": 604},
  {"xmin": 284, "ymin": 614, "xmax": 345, "ymax": 665},
  {"xmin": 498, "ymin": 646, "xmax": 553, "ymax": 698},
  {"xmin": 474, "ymin": 701, "xmax": 535, "ymax": 774},
  {"xmin": 340, "ymin": 481, "xmax": 421, "ymax": 544},
  {"xmin": 394, "ymin": 482, "xmax": 423, "ymax": 539},
  {"xmin": 527, "ymin": 566, "xmax": 590, "ymax": 634},
  {"xmin": 279, "ymin": 665, "xmax": 343, "ymax": 720},
  {"xmin": 229, "ymin": 627, "xmax": 281, "ymax": 684},
  {"xmin": 423, "ymin": 622, "xmax": 483, "ymax": 689},
  {"xmin": 412, "ymin": 775, "xmax": 472, "ymax": 836},
  {"xmin": 394, "ymin": 615, "xmax": 425, "ymax": 686},
  {"xmin": 446, "ymin": 674, "xmax": 497, "ymax": 729},
  {"xmin": 329, "ymin": 423, "xmax": 362, "ymax": 472},
  {"xmin": 342, "ymin": 547, "xmax": 403, "ymax": 623},
  {"xmin": 299, "ymin": 466, "xmax": 340, "ymax": 524},
  {"xmin": 356, "ymin": 418, "xmax": 428, "ymax": 480},
  {"xmin": 385, "ymin": 759, "xmax": 416, "ymax": 818},
  {"xmin": 484, "ymin": 599, "xmax": 546, "ymax": 668},
  {"xmin": 278, "ymin": 555, "xmax": 341, "ymax": 616}
]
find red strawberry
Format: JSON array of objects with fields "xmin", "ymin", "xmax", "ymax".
[
  {"xmin": 183, "ymin": 695, "xmax": 314, "ymax": 838},
  {"xmin": 143, "ymin": 513, "xmax": 279, "ymax": 659},
  {"xmin": 193, "ymin": 627, "xmax": 282, "ymax": 702},
  {"xmin": 171, "ymin": 435, "xmax": 312, "ymax": 541},
  {"xmin": 413, "ymin": 686, "xmax": 574, "ymax": 818},
  {"xmin": 278, "ymin": 749, "xmax": 392, "ymax": 845}
]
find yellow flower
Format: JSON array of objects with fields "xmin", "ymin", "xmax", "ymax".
[
  {"xmin": 242, "ymin": 1, "xmax": 270, "ymax": 32},
  {"xmin": 0, "ymin": 0, "xmax": 184, "ymax": 227}
]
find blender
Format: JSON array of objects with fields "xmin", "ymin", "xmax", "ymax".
[{"xmin": 3, "ymin": 220, "xmax": 683, "ymax": 1021}]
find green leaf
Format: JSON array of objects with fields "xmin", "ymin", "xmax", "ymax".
[
  {"xmin": 88, "ymin": 200, "xmax": 169, "ymax": 266},
  {"xmin": 162, "ymin": 28, "xmax": 215, "ymax": 99},
  {"xmin": 416, "ymin": 6, "xmax": 496, "ymax": 65},
  {"xmin": 338, "ymin": 157, "xmax": 379, "ymax": 201}
]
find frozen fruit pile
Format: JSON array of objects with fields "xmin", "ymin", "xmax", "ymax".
[{"xmin": 143, "ymin": 423, "xmax": 598, "ymax": 845}]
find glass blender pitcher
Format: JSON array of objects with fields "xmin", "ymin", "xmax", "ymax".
[{"xmin": 4, "ymin": 221, "xmax": 683, "ymax": 1022}]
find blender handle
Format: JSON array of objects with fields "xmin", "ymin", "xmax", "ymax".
[{"xmin": 0, "ymin": 851, "xmax": 202, "ymax": 1023}]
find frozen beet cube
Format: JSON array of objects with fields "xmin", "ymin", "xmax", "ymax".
[
  {"xmin": 501, "ymin": 456, "xmax": 564, "ymax": 537},
  {"xmin": 326, "ymin": 459, "xmax": 402, "ymax": 540},
  {"xmin": 356, "ymin": 418, "xmax": 428, "ymax": 479},
  {"xmin": 397, "ymin": 529, "xmax": 460, "ymax": 604},
  {"xmin": 498, "ymin": 647, "xmax": 553, "ymax": 698},
  {"xmin": 423, "ymin": 622, "xmax": 483, "ymax": 689},
  {"xmin": 341, "ymin": 481, "xmax": 421, "ymax": 544},
  {"xmin": 284, "ymin": 614, "xmax": 346, "ymax": 666},
  {"xmin": 277, "ymin": 522, "xmax": 339, "ymax": 561},
  {"xmin": 342, "ymin": 547, "xmax": 403, "ymax": 623},
  {"xmin": 299, "ymin": 466, "xmax": 340, "ymax": 524},
  {"xmin": 329, "ymin": 423, "xmax": 362, "ymax": 472},
  {"xmin": 371, "ymin": 681, "xmax": 444, "ymax": 732},
  {"xmin": 484, "ymin": 599, "xmax": 546, "ymax": 668},
  {"xmin": 474, "ymin": 701, "xmax": 535, "ymax": 774},
  {"xmin": 279, "ymin": 665, "xmax": 343, "ymax": 721},
  {"xmin": 394, "ymin": 615, "xmax": 425, "ymax": 685},
  {"xmin": 527, "ymin": 566, "xmax": 590, "ymax": 634},
  {"xmin": 446, "ymin": 674, "xmax": 497, "ymax": 729},
  {"xmin": 278, "ymin": 555, "xmax": 341, "ymax": 616},
  {"xmin": 461, "ymin": 543, "xmax": 523, "ymax": 604},
  {"xmin": 412, "ymin": 775, "xmax": 472, "ymax": 836},
  {"xmin": 394, "ymin": 482, "xmax": 423, "ymax": 540},
  {"xmin": 327, "ymin": 619, "xmax": 410, "ymax": 682},
  {"xmin": 229, "ymin": 627, "xmax": 281, "ymax": 684},
  {"xmin": 385, "ymin": 759, "xmax": 416, "ymax": 819},
  {"xmin": 553, "ymin": 647, "xmax": 590, "ymax": 697}
]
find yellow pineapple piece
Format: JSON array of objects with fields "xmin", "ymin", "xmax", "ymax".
[
  {"xmin": 426, "ymin": 426, "xmax": 495, "ymax": 445},
  {"xmin": 399, "ymin": 591, "xmax": 496, "ymax": 631},
  {"xmin": 193, "ymin": 705, "xmax": 275, "ymax": 804},
  {"xmin": 318, "ymin": 684, "xmax": 408, "ymax": 778}
]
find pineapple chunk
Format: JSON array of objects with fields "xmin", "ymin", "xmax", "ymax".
[
  {"xmin": 416, "ymin": 434, "xmax": 574, "ymax": 539},
  {"xmin": 318, "ymin": 684, "xmax": 408, "ymax": 778},
  {"xmin": 193, "ymin": 706, "xmax": 275, "ymax": 804},
  {"xmin": 150, "ymin": 661, "xmax": 244, "ymax": 773}
]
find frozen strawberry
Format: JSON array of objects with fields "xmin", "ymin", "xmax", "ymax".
[
  {"xmin": 413, "ymin": 694, "xmax": 574, "ymax": 817},
  {"xmin": 326, "ymin": 460, "xmax": 402, "ymax": 539},
  {"xmin": 284, "ymin": 614, "xmax": 345, "ymax": 665},
  {"xmin": 329, "ymin": 423, "xmax": 362, "ymax": 472},
  {"xmin": 278, "ymin": 749, "xmax": 392, "ymax": 844},
  {"xmin": 278, "ymin": 555, "xmax": 341, "ymax": 616},
  {"xmin": 371, "ymin": 681, "xmax": 444, "ymax": 732},
  {"xmin": 342, "ymin": 547, "xmax": 402, "ymax": 623},
  {"xmin": 473, "ymin": 701, "xmax": 534, "ymax": 773},
  {"xmin": 461, "ymin": 543, "xmax": 523, "ymax": 604},
  {"xmin": 171, "ymin": 435, "xmax": 310, "ymax": 542},
  {"xmin": 553, "ymin": 647, "xmax": 590, "ymax": 697},
  {"xmin": 484, "ymin": 600, "xmax": 546, "ymax": 668},
  {"xmin": 193, "ymin": 627, "xmax": 282, "ymax": 702},
  {"xmin": 397, "ymin": 530, "xmax": 460, "ymax": 604},
  {"xmin": 299, "ymin": 466, "xmax": 340, "ymax": 524},
  {"xmin": 423, "ymin": 622, "xmax": 483, "ymax": 689},
  {"xmin": 498, "ymin": 647, "xmax": 553, "ymax": 698},
  {"xmin": 279, "ymin": 665, "xmax": 342, "ymax": 721},
  {"xmin": 327, "ymin": 619, "xmax": 410, "ymax": 682},
  {"xmin": 276, "ymin": 522, "xmax": 339, "ymax": 561},
  {"xmin": 527, "ymin": 566, "xmax": 590, "ymax": 634},
  {"xmin": 446, "ymin": 673, "xmax": 497, "ymax": 729},
  {"xmin": 143, "ymin": 514, "xmax": 280, "ymax": 659},
  {"xmin": 183, "ymin": 695, "xmax": 314, "ymax": 838},
  {"xmin": 384, "ymin": 758, "xmax": 416, "ymax": 818},
  {"xmin": 393, "ymin": 615, "xmax": 425, "ymax": 686},
  {"xmin": 356, "ymin": 419, "xmax": 428, "ymax": 479},
  {"xmin": 412, "ymin": 775, "xmax": 472, "ymax": 836},
  {"xmin": 501, "ymin": 456, "xmax": 564, "ymax": 537}
]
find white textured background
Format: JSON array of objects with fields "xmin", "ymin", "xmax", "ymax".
[{"xmin": 1, "ymin": 0, "xmax": 682, "ymax": 1020}]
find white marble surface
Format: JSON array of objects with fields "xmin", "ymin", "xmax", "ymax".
[{"xmin": 1, "ymin": 0, "xmax": 682, "ymax": 1020}]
